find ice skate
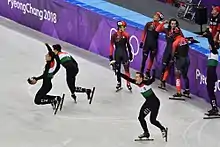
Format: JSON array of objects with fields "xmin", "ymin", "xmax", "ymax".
[
  {"xmin": 86, "ymin": 87, "xmax": 96, "ymax": 104},
  {"xmin": 204, "ymin": 107, "xmax": 220, "ymax": 119},
  {"xmin": 169, "ymin": 93, "xmax": 185, "ymax": 101},
  {"xmin": 158, "ymin": 81, "xmax": 167, "ymax": 91},
  {"xmin": 71, "ymin": 94, "xmax": 77, "ymax": 103},
  {"xmin": 134, "ymin": 132, "xmax": 154, "ymax": 141},
  {"xmin": 116, "ymin": 82, "xmax": 122, "ymax": 92},
  {"xmin": 144, "ymin": 71, "xmax": 150, "ymax": 80},
  {"xmin": 127, "ymin": 83, "xmax": 132, "ymax": 92},
  {"xmin": 182, "ymin": 89, "xmax": 191, "ymax": 98},
  {"xmin": 54, "ymin": 96, "xmax": 61, "ymax": 115},
  {"xmin": 161, "ymin": 128, "xmax": 168, "ymax": 142}
]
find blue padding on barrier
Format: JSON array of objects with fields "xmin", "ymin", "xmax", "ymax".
[{"xmin": 65, "ymin": 0, "xmax": 220, "ymax": 60}]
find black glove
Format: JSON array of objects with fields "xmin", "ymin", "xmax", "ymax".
[{"xmin": 139, "ymin": 42, "xmax": 144, "ymax": 48}]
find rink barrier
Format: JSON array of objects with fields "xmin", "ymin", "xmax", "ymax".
[{"xmin": 0, "ymin": 0, "xmax": 220, "ymax": 106}]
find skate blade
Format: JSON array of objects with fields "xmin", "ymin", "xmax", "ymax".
[
  {"xmin": 134, "ymin": 138, "xmax": 154, "ymax": 141},
  {"xmin": 169, "ymin": 97, "xmax": 185, "ymax": 101},
  {"xmin": 59, "ymin": 94, "xmax": 65, "ymax": 111},
  {"xmin": 183, "ymin": 95, "xmax": 191, "ymax": 99},
  {"xmin": 165, "ymin": 127, "xmax": 168, "ymax": 142},
  {"xmin": 89, "ymin": 87, "xmax": 96, "ymax": 104},
  {"xmin": 54, "ymin": 99, "xmax": 61, "ymax": 115},
  {"xmin": 203, "ymin": 113, "xmax": 220, "ymax": 119},
  {"xmin": 116, "ymin": 87, "xmax": 123, "ymax": 92}
]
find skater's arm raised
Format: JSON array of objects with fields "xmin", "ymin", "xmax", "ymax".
[
  {"xmin": 120, "ymin": 73, "xmax": 136, "ymax": 84},
  {"xmin": 53, "ymin": 55, "xmax": 61, "ymax": 75},
  {"xmin": 155, "ymin": 21, "xmax": 168, "ymax": 33},
  {"xmin": 34, "ymin": 62, "xmax": 50, "ymax": 80}
]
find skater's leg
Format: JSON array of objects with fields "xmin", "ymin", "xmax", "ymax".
[
  {"xmin": 207, "ymin": 66, "xmax": 218, "ymax": 110},
  {"xmin": 34, "ymin": 79, "xmax": 56, "ymax": 105},
  {"xmin": 146, "ymin": 48, "xmax": 157, "ymax": 73},
  {"xmin": 174, "ymin": 58, "xmax": 182, "ymax": 95},
  {"xmin": 140, "ymin": 49, "xmax": 149, "ymax": 73},
  {"xmin": 123, "ymin": 61, "xmax": 131, "ymax": 85},
  {"xmin": 182, "ymin": 57, "xmax": 190, "ymax": 90},
  {"xmin": 138, "ymin": 101, "xmax": 150, "ymax": 134},
  {"xmin": 149, "ymin": 100, "xmax": 165, "ymax": 131}
]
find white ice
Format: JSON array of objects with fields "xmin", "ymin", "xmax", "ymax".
[{"xmin": 0, "ymin": 17, "xmax": 220, "ymax": 147}]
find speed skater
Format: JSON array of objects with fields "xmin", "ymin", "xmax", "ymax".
[
  {"xmin": 140, "ymin": 12, "xmax": 164, "ymax": 78},
  {"xmin": 109, "ymin": 20, "xmax": 133, "ymax": 91},
  {"xmin": 120, "ymin": 70, "xmax": 168, "ymax": 142}
]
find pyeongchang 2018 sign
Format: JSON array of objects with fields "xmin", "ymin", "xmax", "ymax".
[
  {"xmin": 8, "ymin": 0, "xmax": 58, "ymax": 23},
  {"xmin": 110, "ymin": 28, "xmax": 140, "ymax": 61}
]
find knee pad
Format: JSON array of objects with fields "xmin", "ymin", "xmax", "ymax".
[{"xmin": 34, "ymin": 98, "xmax": 41, "ymax": 105}]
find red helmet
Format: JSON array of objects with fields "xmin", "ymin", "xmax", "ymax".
[{"xmin": 117, "ymin": 21, "xmax": 127, "ymax": 28}]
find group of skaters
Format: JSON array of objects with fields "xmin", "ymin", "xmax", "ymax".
[
  {"xmin": 109, "ymin": 6, "xmax": 220, "ymax": 141},
  {"xmin": 27, "ymin": 6, "xmax": 220, "ymax": 142}
]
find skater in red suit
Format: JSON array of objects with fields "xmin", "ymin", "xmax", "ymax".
[
  {"xmin": 156, "ymin": 18, "xmax": 183, "ymax": 90},
  {"xmin": 171, "ymin": 35, "xmax": 191, "ymax": 99},
  {"xmin": 109, "ymin": 20, "xmax": 133, "ymax": 91},
  {"xmin": 140, "ymin": 12, "xmax": 164, "ymax": 78}
]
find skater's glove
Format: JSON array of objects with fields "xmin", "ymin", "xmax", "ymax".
[
  {"xmin": 109, "ymin": 60, "xmax": 116, "ymax": 71},
  {"xmin": 139, "ymin": 42, "xmax": 144, "ymax": 48}
]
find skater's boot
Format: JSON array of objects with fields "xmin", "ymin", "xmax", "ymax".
[
  {"xmin": 86, "ymin": 89, "xmax": 92, "ymax": 100},
  {"xmin": 183, "ymin": 89, "xmax": 190, "ymax": 98},
  {"xmin": 158, "ymin": 80, "xmax": 166, "ymax": 90},
  {"xmin": 145, "ymin": 71, "xmax": 150, "ymax": 80},
  {"xmin": 161, "ymin": 128, "xmax": 168, "ymax": 142},
  {"xmin": 71, "ymin": 94, "xmax": 77, "ymax": 103},
  {"xmin": 116, "ymin": 82, "xmax": 122, "ymax": 90},
  {"xmin": 173, "ymin": 92, "xmax": 182, "ymax": 98},
  {"xmin": 138, "ymin": 132, "xmax": 150, "ymax": 139},
  {"xmin": 127, "ymin": 83, "xmax": 132, "ymax": 91},
  {"xmin": 207, "ymin": 107, "xmax": 219, "ymax": 116},
  {"xmin": 51, "ymin": 100, "xmax": 56, "ymax": 110}
]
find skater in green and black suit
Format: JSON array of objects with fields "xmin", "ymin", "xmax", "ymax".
[
  {"xmin": 120, "ymin": 70, "xmax": 168, "ymax": 141},
  {"xmin": 202, "ymin": 29, "xmax": 220, "ymax": 115}
]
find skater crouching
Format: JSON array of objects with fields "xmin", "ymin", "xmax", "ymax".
[
  {"xmin": 120, "ymin": 70, "xmax": 168, "ymax": 141},
  {"xmin": 27, "ymin": 51, "xmax": 62, "ymax": 112},
  {"xmin": 171, "ymin": 34, "xmax": 191, "ymax": 99}
]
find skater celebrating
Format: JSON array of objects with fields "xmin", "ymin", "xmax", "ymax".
[
  {"xmin": 203, "ymin": 29, "xmax": 220, "ymax": 116},
  {"xmin": 120, "ymin": 70, "xmax": 168, "ymax": 141},
  {"xmin": 50, "ymin": 44, "xmax": 95, "ymax": 104},
  {"xmin": 170, "ymin": 34, "xmax": 190, "ymax": 99},
  {"xmin": 109, "ymin": 20, "xmax": 133, "ymax": 91},
  {"xmin": 156, "ymin": 18, "xmax": 183, "ymax": 90},
  {"xmin": 140, "ymin": 12, "xmax": 164, "ymax": 78},
  {"xmin": 27, "ymin": 48, "xmax": 62, "ymax": 114}
]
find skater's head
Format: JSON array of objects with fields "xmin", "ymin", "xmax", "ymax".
[
  {"xmin": 168, "ymin": 18, "xmax": 179, "ymax": 30},
  {"xmin": 52, "ymin": 44, "xmax": 62, "ymax": 55},
  {"xmin": 154, "ymin": 12, "xmax": 164, "ymax": 21},
  {"xmin": 117, "ymin": 21, "xmax": 127, "ymax": 32},
  {"xmin": 135, "ymin": 72, "xmax": 145, "ymax": 84},
  {"xmin": 212, "ymin": 6, "xmax": 220, "ymax": 16}
]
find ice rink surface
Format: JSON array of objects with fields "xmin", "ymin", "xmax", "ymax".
[{"xmin": 0, "ymin": 17, "xmax": 220, "ymax": 147}]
